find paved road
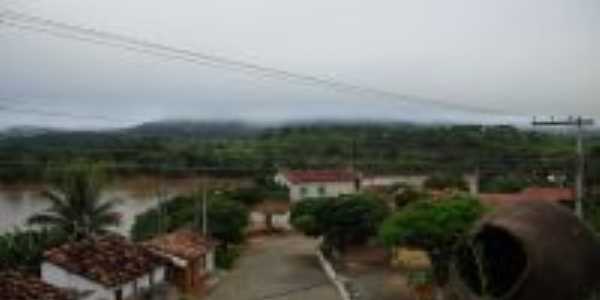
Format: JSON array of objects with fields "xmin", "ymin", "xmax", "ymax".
[{"xmin": 206, "ymin": 234, "xmax": 340, "ymax": 300}]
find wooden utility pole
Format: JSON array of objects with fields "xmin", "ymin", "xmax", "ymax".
[
  {"xmin": 532, "ymin": 116, "xmax": 595, "ymax": 218},
  {"xmin": 202, "ymin": 176, "xmax": 208, "ymax": 236}
]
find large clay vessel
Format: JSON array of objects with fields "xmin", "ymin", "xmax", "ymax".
[{"xmin": 454, "ymin": 201, "xmax": 600, "ymax": 300}]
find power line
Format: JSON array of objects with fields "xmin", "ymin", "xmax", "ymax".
[
  {"xmin": 0, "ymin": 103, "xmax": 131, "ymax": 124},
  {"xmin": 0, "ymin": 9, "xmax": 518, "ymax": 116}
]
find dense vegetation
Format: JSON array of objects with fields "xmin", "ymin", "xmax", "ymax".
[
  {"xmin": 0, "ymin": 229, "xmax": 66, "ymax": 273},
  {"xmin": 290, "ymin": 193, "xmax": 390, "ymax": 253},
  {"xmin": 28, "ymin": 163, "xmax": 120, "ymax": 240},
  {"xmin": 380, "ymin": 194, "xmax": 486, "ymax": 285},
  {"xmin": 0, "ymin": 122, "xmax": 586, "ymax": 186},
  {"xmin": 130, "ymin": 192, "xmax": 250, "ymax": 269}
]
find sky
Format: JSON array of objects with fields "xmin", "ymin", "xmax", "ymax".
[{"xmin": 0, "ymin": 0, "xmax": 598, "ymax": 129}]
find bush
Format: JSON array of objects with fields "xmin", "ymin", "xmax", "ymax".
[
  {"xmin": 131, "ymin": 194, "xmax": 249, "ymax": 250},
  {"xmin": 215, "ymin": 247, "xmax": 241, "ymax": 270},
  {"xmin": 380, "ymin": 194, "xmax": 486, "ymax": 285},
  {"xmin": 480, "ymin": 175, "xmax": 528, "ymax": 193},
  {"xmin": 291, "ymin": 194, "xmax": 389, "ymax": 252},
  {"xmin": 424, "ymin": 173, "xmax": 468, "ymax": 190},
  {"xmin": 0, "ymin": 228, "xmax": 66, "ymax": 273}
]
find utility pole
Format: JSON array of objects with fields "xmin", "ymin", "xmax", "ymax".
[
  {"xmin": 532, "ymin": 116, "xmax": 595, "ymax": 219},
  {"xmin": 202, "ymin": 176, "xmax": 208, "ymax": 236}
]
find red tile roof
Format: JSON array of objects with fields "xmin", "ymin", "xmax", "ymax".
[
  {"xmin": 283, "ymin": 170, "xmax": 356, "ymax": 184},
  {"xmin": 44, "ymin": 235, "xmax": 165, "ymax": 288},
  {"xmin": 0, "ymin": 271, "xmax": 69, "ymax": 300},
  {"xmin": 143, "ymin": 230, "xmax": 217, "ymax": 262},
  {"xmin": 480, "ymin": 187, "xmax": 574, "ymax": 207}
]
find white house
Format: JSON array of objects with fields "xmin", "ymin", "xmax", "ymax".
[
  {"xmin": 360, "ymin": 174, "xmax": 429, "ymax": 190},
  {"xmin": 275, "ymin": 170, "xmax": 358, "ymax": 202},
  {"xmin": 42, "ymin": 235, "xmax": 167, "ymax": 300},
  {"xmin": 143, "ymin": 229, "xmax": 217, "ymax": 293}
]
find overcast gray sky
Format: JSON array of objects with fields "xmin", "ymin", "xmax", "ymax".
[{"xmin": 0, "ymin": 0, "xmax": 598, "ymax": 129}]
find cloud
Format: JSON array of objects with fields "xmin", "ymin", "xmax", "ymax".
[{"xmin": 0, "ymin": 0, "xmax": 598, "ymax": 128}]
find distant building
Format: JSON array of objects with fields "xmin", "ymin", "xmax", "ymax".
[
  {"xmin": 143, "ymin": 229, "xmax": 217, "ymax": 293},
  {"xmin": 42, "ymin": 235, "xmax": 167, "ymax": 300},
  {"xmin": 479, "ymin": 187, "xmax": 575, "ymax": 208},
  {"xmin": 274, "ymin": 170, "xmax": 358, "ymax": 202},
  {"xmin": 0, "ymin": 271, "xmax": 70, "ymax": 300},
  {"xmin": 361, "ymin": 174, "xmax": 429, "ymax": 190}
]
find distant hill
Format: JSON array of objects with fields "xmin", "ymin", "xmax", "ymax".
[
  {"xmin": 123, "ymin": 120, "xmax": 262, "ymax": 139},
  {"xmin": 0, "ymin": 126, "xmax": 60, "ymax": 138}
]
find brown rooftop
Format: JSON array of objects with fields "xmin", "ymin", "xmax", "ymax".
[
  {"xmin": 143, "ymin": 230, "xmax": 217, "ymax": 262},
  {"xmin": 44, "ymin": 235, "xmax": 164, "ymax": 288},
  {"xmin": 0, "ymin": 271, "xmax": 69, "ymax": 300},
  {"xmin": 283, "ymin": 170, "xmax": 356, "ymax": 184},
  {"xmin": 480, "ymin": 187, "xmax": 574, "ymax": 207}
]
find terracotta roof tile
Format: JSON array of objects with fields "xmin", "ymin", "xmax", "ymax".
[
  {"xmin": 44, "ymin": 235, "xmax": 165, "ymax": 288},
  {"xmin": 283, "ymin": 170, "xmax": 356, "ymax": 184},
  {"xmin": 0, "ymin": 271, "xmax": 69, "ymax": 300},
  {"xmin": 143, "ymin": 230, "xmax": 217, "ymax": 261},
  {"xmin": 480, "ymin": 187, "xmax": 574, "ymax": 207}
]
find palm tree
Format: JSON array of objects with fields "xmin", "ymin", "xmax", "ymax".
[{"xmin": 28, "ymin": 164, "xmax": 120, "ymax": 240}]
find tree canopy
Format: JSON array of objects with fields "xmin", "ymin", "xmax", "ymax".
[
  {"xmin": 28, "ymin": 162, "xmax": 120, "ymax": 240},
  {"xmin": 131, "ymin": 193, "xmax": 249, "ymax": 249},
  {"xmin": 291, "ymin": 194, "xmax": 389, "ymax": 252},
  {"xmin": 379, "ymin": 194, "xmax": 486, "ymax": 284}
]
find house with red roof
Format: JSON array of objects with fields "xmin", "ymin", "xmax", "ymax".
[
  {"xmin": 143, "ymin": 229, "xmax": 217, "ymax": 294},
  {"xmin": 41, "ymin": 235, "xmax": 167, "ymax": 300},
  {"xmin": 275, "ymin": 170, "xmax": 358, "ymax": 202},
  {"xmin": 0, "ymin": 271, "xmax": 70, "ymax": 300}
]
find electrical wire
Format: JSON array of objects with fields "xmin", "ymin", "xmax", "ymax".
[{"xmin": 0, "ymin": 9, "xmax": 519, "ymax": 116}]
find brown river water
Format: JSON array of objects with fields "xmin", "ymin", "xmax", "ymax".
[{"xmin": 0, "ymin": 176, "xmax": 251, "ymax": 236}]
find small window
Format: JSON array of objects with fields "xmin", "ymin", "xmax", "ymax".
[
  {"xmin": 318, "ymin": 186, "xmax": 326, "ymax": 195},
  {"xmin": 300, "ymin": 186, "xmax": 308, "ymax": 196},
  {"xmin": 115, "ymin": 289, "xmax": 123, "ymax": 300}
]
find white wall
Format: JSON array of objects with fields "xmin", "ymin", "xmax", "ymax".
[
  {"xmin": 273, "ymin": 173, "xmax": 290, "ymax": 186},
  {"xmin": 42, "ymin": 262, "xmax": 165, "ymax": 300},
  {"xmin": 361, "ymin": 175, "xmax": 428, "ymax": 190},
  {"xmin": 42, "ymin": 262, "xmax": 113, "ymax": 300},
  {"xmin": 289, "ymin": 182, "xmax": 356, "ymax": 202},
  {"xmin": 250, "ymin": 211, "xmax": 292, "ymax": 230},
  {"xmin": 205, "ymin": 250, "xmax": 216, "ymax": 273}
]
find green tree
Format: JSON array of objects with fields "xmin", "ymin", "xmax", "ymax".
[
  {"xmin": 28, "ymin": 163, "xmax": 120, "ymax": 240},
  {"xmin": 202, "ymin": 197, "xmax": 249, "ymax": 250},
  {"xmin": 291, "ymin": 194, "xmax": 389, "ymax": 253},
  {"xmin": 394, "ymin": 186, "xmax": 431, "ymax": 209},
  {"xmin": 424, "ymin": 173, "xmax": 468, "ymax": 190},
  {"xmin": 379, "ymin": 195, "xmax": 485, "ymax": 286},
  {"xmin": 480, "ymin": 174, "xmax": 528, "ymax": 193},
  {"xmin": 0, "ymin": 228, "xmax": 66, "ymax": 272}
]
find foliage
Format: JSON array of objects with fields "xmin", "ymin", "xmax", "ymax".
[
  {"xmin": 215, "ymin": 246, "xmax": 241, "ymax": 270},
  {"xmin": 0, "ymin": 228, "xmax": 66, "ymax": 272},
  {"xmin": 0, "ymin": 123, "xmax": 580, "ymax": 183},
  {"xmin": 479, "ymin": 174, "xmax": 529, "ymax": 193},
  {"xmin": 584, "ymin": 200, "xmax": 600, "ymax": 232},
  {"xmin": 394, "ymin": 186, "xmax": 431, "ymax": 209},
  {"xmin": 424, "ymin": 173, "xmax": 468, "ymax": 191},
  {"xmin": 290, "ymin": 199, "xmax": 327, "ymax": 237},
  {"xmin": 130, "ymin": 196, "xmax": 193, "ymax": 242},
  {"xmin": 201, "ymin": 195, "xmax": 249, "ymax": 249},
  {"xmin": 379, "ymin": 194, "xmax": 486, "ymax": 285},
  {"xmin": 131, "ymin": 193, "xmax": 249, "ymax": 250},
  {"xmin": 291, "ymin": 194, "xmax": 390, "ymax": 252},
  {"xmin": 27, "ymin": 162, "xmax": 120, "ymax": 240},
  {"xmin": 407, "ymin": 269, "xmax": 434, "ymax": 287}
]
